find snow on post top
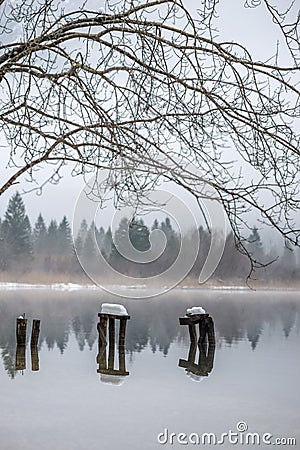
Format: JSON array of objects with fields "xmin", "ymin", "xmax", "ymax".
[
  {"xmin": 186, "ymin": 306, "xmax": 206, "ymax": 316},
  {"xmin": 100, "ymin": 303, "xmax": 128, "ymax": 316}
]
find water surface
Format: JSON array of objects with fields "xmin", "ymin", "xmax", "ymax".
[{"xmin": 0, "ymin": 289, "xmax": 299, "ymax": 449}]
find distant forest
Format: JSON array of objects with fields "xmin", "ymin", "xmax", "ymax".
[{"xmin": 0, "ymin": 191, "xmax": 299, "ymax": 284}]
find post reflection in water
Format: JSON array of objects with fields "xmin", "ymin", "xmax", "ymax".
[
  {"xmin": 179, "ymin": 341, "xmax": 215, "ymax": 380},
  {"xmin": 31, "ymin": 346, "xmax": 39, "ymax": 372},
  {"xmin": 15, "ymin": 344, "xmax": 26, "ymax": 372},
  {"xmin": 15, "ymin": 344, "xmax": 40, "ymax": 374},
  {"xmin": 178, "ymin": 312, "xmax": 216, "ymax": 380},
  {"xmin": 97, "ymin": 312, "xmax": 130, "ymax": 384},
  {"xmin": 15, "ymin": 317, "xmax": 41, "ymax": 374}
]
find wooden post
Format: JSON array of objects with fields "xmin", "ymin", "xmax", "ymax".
[
  {"xmin": 31, "ymin": 346, "xmax": 39, "ymax": 371},
  {"xmin": 16, "ymin": 318, "xmax": 27, "ymax": 346},
  {"xmin": 187, "ymin": 341, "xmax": 197, "ymax": 363},
  {"xmin": 97, "ymin": 312, "xmax": 130, "ymax": 378},
  {"xmin": 119, "ymin": 318, "xmax": 127, "ymax": 346},
  {"xmin": 97, "ymin": 344, "xmax": 107, "ymax": 371},
  {"xmin": 198, "ymin": 342, "xmax": 215, "ymax": 374},
  {"xmin": 119, "ymin": 343, "xmax": 126, "ymax": 373},
  {"xmin": 108, "ymin": 318, "xmax": 115, "ymax": 370},
  {"xmin": 198, "ymin": 316, "xmax": 207, "ymax": 345},
  {"xmin": 206, "ymin": 341, "xmax": 215, "ymax": 372},
  {"xmin": 97, "ymin": 316, "xmax": 108, "ymax": 346},
  {"xmin": 15, "ymin": 345, "xmax": 26, "ymax": 371},
  {"xmin": 188, "ymin": 324, "xmax": 197, "ymax": 342},
  {"xmin": 207, "ymin": 317, "xmax": 216, "ymax": 346},
  {"xmin": 31, "ymin": 319, "xmax": 40, "ymax": 347}
]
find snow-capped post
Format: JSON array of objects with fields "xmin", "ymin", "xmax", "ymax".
[
  {"xmin": 31, "ymin": 319, "xmax": 41, "ymax": 347},
  {"xmin": 179, "ymin": 307, "xmax": 215, "ymax": 345},
  {"xmin": 97, "ymin": 303, "xmax": 131, "ymax": 378},
  {"xmin": 16, "ymin": 315, "xmax": 27, "ymax": 346}
]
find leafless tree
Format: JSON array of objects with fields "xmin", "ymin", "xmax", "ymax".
[{"xmin": 0, "ymin": 0, "xmax": 299, "ymax": 267}]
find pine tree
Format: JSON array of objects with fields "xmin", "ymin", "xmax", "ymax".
[
  {"xmin": 74, "ymin": 219, "xmax": 88, "ymax": 257},
  {"xmin": 247, "ymin": 226, "xmax": 264, "ymax": 260},
  {"xmin": 82, "ymin": 222, "xmax": 97, "ymax": 261},
  {"xmin": 151, "ymin": 218, "xmax": 159, "ymax": 230},
  {"xmin": 129, "ymin": 218, "xmax": 150, "ymax": 251},
  {"xmin": 33, "ymin": 213, "xmax": 47, "ymax": 254},
  {"xmin": 1, "ymin": 192, "xmax": 32, "ymax": 264},
  {"xmin": 97, "ymin": 226, "xmax": 105, "ymax": 251},
  {"xmin": 0, "ymin": 220, "xmax": 9, "ymax": 270},
  {"xmin": 46, "ymin": 220, "xmax": 58, "ymax": 254},
  {"xmin": 103, "ymin": 227, "xmax": 112, "ymax": 258},
  {"xmin": 160, "ymin": 217, "xmax": 175, "ymax": 241},
  {"xmin": 57, "ymin": 216, "xmax": 72, "ymax": 254},
  {"xmin": 159, "ymin": 217, "xmax": 180, "ymax": 266}
]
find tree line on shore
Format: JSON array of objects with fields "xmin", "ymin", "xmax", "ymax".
[{"xmin": 0, "ymin": 192, "xmax": 298, "ymax": 283}]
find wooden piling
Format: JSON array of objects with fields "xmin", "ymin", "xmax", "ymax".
[
  {"xmin": 207, "ymin": 317, "xmax": 215, "ymax": 346},
  {"xmin": 31, "ymin": 319, "xmax": 41, "ymax": 347},
  {"xmin": 108, "ymin": 318, "xmax": 115, "ymax": 370},
  {"xmin": 187, "ymin": 341, "xmax": 197, "ymax": 363},
  {"xmin": 16, "ymin": 318, "xmax": 27, "ymax": 346},
  {"xmin": 97, "ymin": 344, "xmax": 107, "ymax": 371},
  {"xmin": 179, "ymin": 313, "xmax": 215, "ymax": 347},
  {"xmin": 119, "ymin": 343, "xmax": 126, "ymax": 373},
  {"xmin": 15, "ymin": 345, "xmax": 26, "ymax": 371},
  {"xmin": 97, "ymin": 312, "xmax": 130, "ymax": 378},
  {"xmin": 119, "ymin": 318, "xmax": 127, "ymax": 346},
  {"xmin": 31, "ymin": 346, "xmax": 39, "ymax": 371},
  {"xmin": 188, "ymin": 324, "xmax": 197, "ymax": 342},
  {"xmin": 97, "ymin": 316, "xmax": 108, "ymax": 346},
  {"xmin": 198, "ymin": 316, "xmax": 208, "ymax": 345},
  {"xmin": 178, "ymin": 341, "xmax": 215, "ymax": 377}
]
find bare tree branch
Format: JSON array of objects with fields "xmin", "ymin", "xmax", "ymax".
[{"xmin": 0, "ymin": 0, "xmax": 299, "ymax": 272}]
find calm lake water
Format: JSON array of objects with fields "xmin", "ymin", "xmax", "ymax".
[{"xmin": 0, "ymin": 289, "xmax": 299, "ymax": 449}]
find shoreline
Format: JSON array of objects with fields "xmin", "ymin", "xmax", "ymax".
[{"xmin": 0, "ymin": 281, "xmax": 299, "ymax": 292}]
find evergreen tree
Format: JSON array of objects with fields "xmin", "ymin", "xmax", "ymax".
[
  {"xmin": 33, "ymin": 213, "xmax": 47, "ymax": 254},
  {"xmin": 57, "ymin": 216, "xmax": 72, "ymax": 254},
  {"xmin": 129, "ymin": 218, "xmax": 150, "ymax": 251},
  {"xmin": 160, "ymin": 217, "xmax": 176, "ymax": 241},
  {"xmin": 247, "ymin": 226, "xmax": 263, "ymax": 260},
  {"xmin": 74, "ymin": 219, "xmax": 88, "ymax": 257},
  {"xmin": 46, "ymin": 219, "xmax": 58, "ymax": 254},
  {"xmin": 0, "ymin": 220, "xmax": 8, "ymax": 270},
  {"xmin": 151, "ymin": 218, "xmax": 159, "ymax": 230},
  {"xmin": 159, "ymin": 217, "xmax": 180, "ymax": 267},
  {"xmin": 103, "ymin": 227, "xmax": 113, "ymax": 258},
  {"xmin": 82, "ymin": 222, "xmax": 97, "ymax": 261},
  {"xmin": 1, "ymin": 192, "xmax": 32, "ymax": 264},
  {"xmin": 114, "ymin": 217, "xmax": 129, "ymax": 251},
  {"xmin": 280, "ymin": 243, "xmax": 297, "ymax": 281},
  {"xmin": 110, "ymin": 219, "xmax": 128, "ymax": 266},
  {"xmin": 97, "ymin": 226, "xmax": 105, "ymax": 252}
]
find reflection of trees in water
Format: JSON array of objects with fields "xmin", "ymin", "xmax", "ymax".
[
  {"xmin": 72, "ymin": 313, "xmax": 97, "ymax": 351},
  {"xmin": 280, "ymin": 305, "xmax": 297, "ymax": 338},
  {"xmin": 42, "ymin": 318, "xmax": 70, "ymax": 354},
  {"xmin": 1, "ymin": 345, "xmax": 16, "ymax": 379},
  {"xmin": 125, "ymin": 300, "xmax": 182, "ymax": 356},
  {"xmin": 0, "ymin": 291, "xmax": 299, "ymax": 378}
]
